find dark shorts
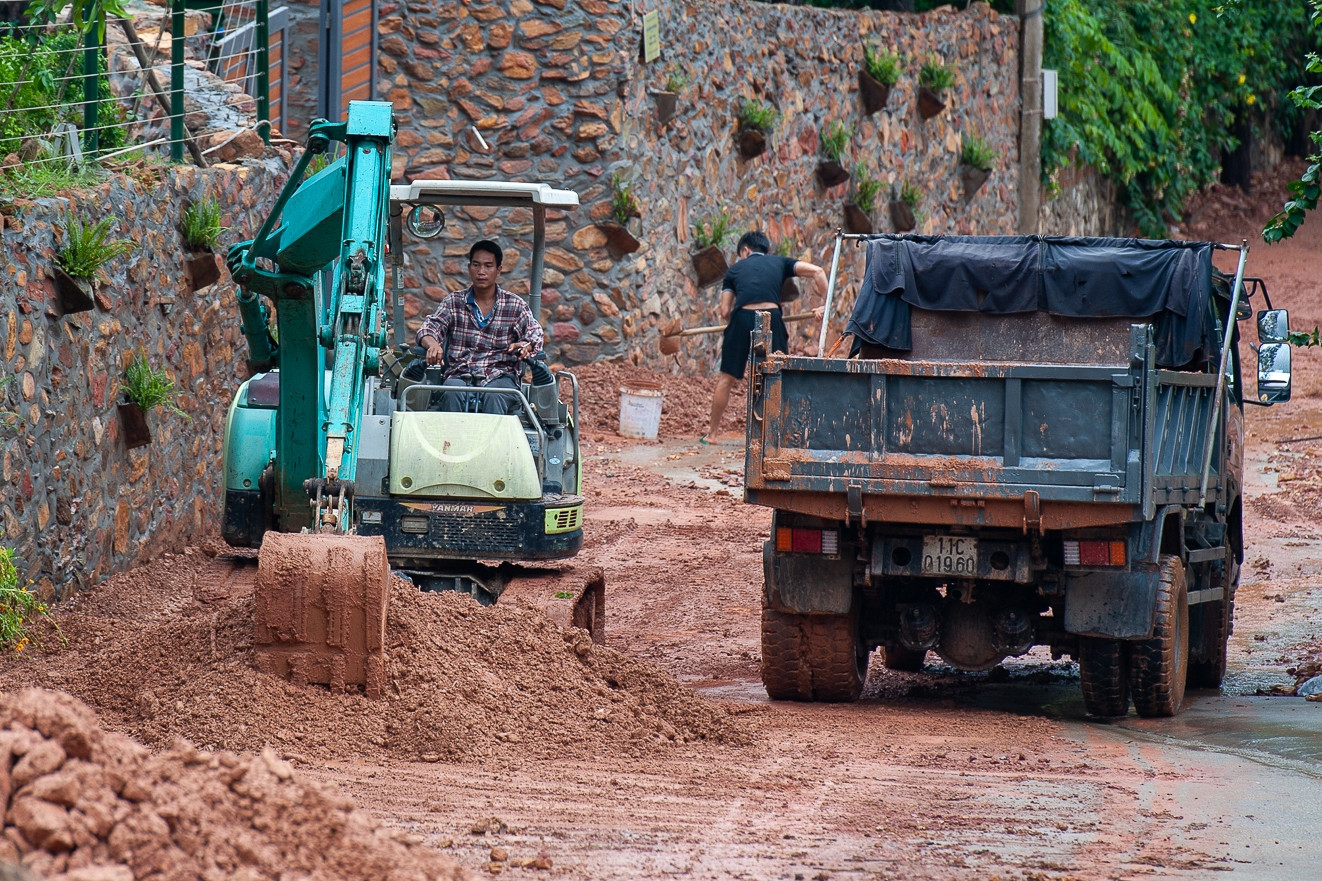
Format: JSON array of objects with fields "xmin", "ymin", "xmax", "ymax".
[{"xmin": 720, "ymin": 308, "xmax": 788, "ymax": 380}]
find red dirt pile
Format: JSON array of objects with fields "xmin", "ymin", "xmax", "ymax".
[
  {"xmin": 571, "ymin": 361, "xmax": 745, "ymax": 439},
  {"xmin": 0, "ymin": 552, "xmax": 745, "ymax": 765},
  {"xmin": 0, "ymin": 688, "xmax": 468, "ymax": 881}
]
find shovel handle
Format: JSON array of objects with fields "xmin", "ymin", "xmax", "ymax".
[{"xmin": 669, "ymin": 311, "xmax": 817, "ymax": 338}]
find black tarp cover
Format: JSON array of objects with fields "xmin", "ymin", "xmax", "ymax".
[{"xmin": 846, "ymin": 235, "xmax": 1220, "ymax": 368}]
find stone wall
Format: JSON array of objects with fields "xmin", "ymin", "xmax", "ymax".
[
  {"xmin": 1039, "ymin": 161, "xmax": 1132, "ymax": 238},
  {"xmin": 365, "ymin": 0, "xmax": 1022, "ymax": 370},
  {"xmin": 0, "ymin": 161, "xmax": 288, "ymax": 600}
]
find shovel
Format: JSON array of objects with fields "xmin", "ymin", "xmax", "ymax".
[{"xmin": 659, "ymin": 312, "xmax": 817, "ymax": 356}]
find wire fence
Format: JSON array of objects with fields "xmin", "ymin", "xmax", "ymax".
[{"xmin": 0, "ymin": 0, "xmax": 281, "ymax": 174}]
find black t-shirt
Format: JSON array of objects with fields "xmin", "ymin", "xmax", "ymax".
[{"xmin": 722, "ymin": 253, "xmax": 797, "ymax": 310}]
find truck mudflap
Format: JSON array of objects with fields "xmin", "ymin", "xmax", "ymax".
[
  {"xmin": 763, "ymin": 541, "xmax": 855, "ymax": 615},
  {"xmin": 1063, "ymin": 565, "xmax": 1160, "ymax": 639}
]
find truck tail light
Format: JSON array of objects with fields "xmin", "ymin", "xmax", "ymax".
[
  {"xmin": 776, "ymin": 528, "xmax": 839, "ymax": 555},
  {"xmin": 1063, "ymin": 540, "xmax": 1126, "ymax": 567}
]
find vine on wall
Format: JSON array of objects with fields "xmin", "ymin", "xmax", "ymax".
[{"xmin": 1043, "ymin": 0, "xmax": 1314, "ymax": 238}]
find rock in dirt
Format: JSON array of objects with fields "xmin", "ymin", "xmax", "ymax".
[
  {"xmin": 0, "ymin": 688, "xmax": 469, "ymax": 881},
  {"xmin": 1296, "ymin": 674, "xmax": 1322, "ymax": 698}
]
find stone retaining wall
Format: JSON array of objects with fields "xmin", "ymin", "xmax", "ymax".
[
  {"xmin": 0, "ymin": 161, "xmax": 287, "ymax": 600},
  {"xmin": 369, "ymin": 0, "xmax": 1022, "ymax": 370}
]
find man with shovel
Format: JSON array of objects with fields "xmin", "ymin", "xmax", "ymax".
[{"xmin": 702, "ymin": 232, "xmax": 827, "ymax": 444}]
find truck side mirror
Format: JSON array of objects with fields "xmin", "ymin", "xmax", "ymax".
[
  {"xmin": 1257, "ymin": 342, "xmax": 1292, "ymax": 403},
  {"xmin": 1257, "ymin": 309, "xmax": 1289, "ymax": 343}
]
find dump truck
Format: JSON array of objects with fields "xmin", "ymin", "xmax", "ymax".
[{"xmin": 745, "ymin": 234, "xmax": 1293, "ymax": 717}]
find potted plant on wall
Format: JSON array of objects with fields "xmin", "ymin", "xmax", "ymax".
[
  {"xmin": 890, "ymin": 180, "xmax": 921, "ymax": 232},
  {"xmin": 959, "ymin": 134, "xmax": 997, "ymax": 201},
  {"xmin": 859, "ymin": 44, "xmax": 900, "ymax": 115},
  {"xmin": 736, "ymin": 97, "xmax": 779, "ymax": 161},
  {"xmin": 650, "ymin": 66, "xmax": 688, "ymax": 125},
  {"xmin": 844, "ymin": 164, "xmax": 883, "ymax": 234},
  {"xmin": 917, "ymin": 56, "xmax": 955, "ymax": 120},
  {"xmin": 817, "ymin": 120, "xmax": 852, "ymax": 188},
  {"xmin": 52, "ymin": 216, "xmax": 134, "ymax": 314},
  {"xmin": 118, "ymin": 349, "xmax": 187, "ymax": 449},
  {"xmin": 181, "ymin": 197, "xmax": 227, "ymax": 291},
  {"xmin": 598, "ymin": 172, "xmax": 642, "ymax": 255},
  {"xmin": 691, "ymin": 207, "xmax": 736, "ymax": 286}
]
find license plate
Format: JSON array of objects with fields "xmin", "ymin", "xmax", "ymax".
[{"xmin": 922, "ymin": 536, "xmax": 978, "ymax": 576}]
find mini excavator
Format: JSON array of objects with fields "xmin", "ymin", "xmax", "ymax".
[{"xmin": 220, "ymin": 101, "xmax": 602, "ymax": 696}]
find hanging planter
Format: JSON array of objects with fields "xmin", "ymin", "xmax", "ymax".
[
  {"xmin": 736, "ymin": 128, "xmax": 767, "ymax": 161},
  {"xmin": 860, "ymin": 44, "xmax": 899, "ymax": 116},
  {"xmin": 816, "ymin": 120, "xmax": 853, "ymax": 188},
  {"xmin": 52, "ymin": 265, "xmax": 95, "ymax": 314},
  {"xmin": 650, "ymin": 90, "xmax": 678, "ymax": 125},
  {"xmin": 843, "ymin": 203, "xmax": 873, "ymax": 235},
  {"xmin": 185, "ymin": 248, "xmax": 221, "ymax": 291},
  {"xmin": 117, "ymin": 400, "xmax": 152, "ymax": 449},
  {"xmin": 916, "ymin": 85, "xmax": 947, "ymax": 120},
  {"xmin": 598, "ymin": 221, "xmax": 642, "ymax": 255},
  {"xmin": 816, "ymin": 159, "xmax": 850, "ymax": 188},
  {"xmin": 858, "ymin": 71, "xmax": 892, "ymax": 115},
  {"xmin": 958, "ymin": 165, "xmax": 991, "ymax": 202},
  {"xmin": 735, "ymin": 97, "xmax": 779, "ymax": 161},
  {"xmin": 889, "ymin": 199, "xmax": 917, "ymax": 232},
  {"xmin": 917, "ymin": 56, "xmax": 955, "ymax": 121},
  {"xmin": 691, "ymin": 245, "xmax": 729, "ymax": 287},
  {"xmin": 958, "ymin": 135, "xmax": 997, "ymax": 202}
]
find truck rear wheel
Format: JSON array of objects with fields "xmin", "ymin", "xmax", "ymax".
[
  {"xmin": 1129, "ymin": 554, "xmax": 1189, "ymax": 717},
  {"xmin": 1077, "ymin": 638, "xmax": 1130, "ymax": 717},
  {"xmin": 761, "ymin": 607, "xmax": 866, "ymax": 702}
]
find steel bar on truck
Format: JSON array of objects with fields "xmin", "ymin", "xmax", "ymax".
[
  {"xmin": 1200, "ymin": 240, "xmax": 1249, "ymax": 505},
  {"xmin": 819, "ymin": 231, "xmax": 845, "ymax": 353}
]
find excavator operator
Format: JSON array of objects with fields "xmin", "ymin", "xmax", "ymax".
[{"xmin": 415, "ymin": 239, "xmax": 545, "ymax": 414}]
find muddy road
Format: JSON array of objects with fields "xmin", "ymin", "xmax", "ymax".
[
  {"xmin": 300, "ymin": 175, "xmax": 1322, "ymax": 880},
  {"xmin": 5, "ymin": 170, "xmax": 1321, "ymax": 881}
]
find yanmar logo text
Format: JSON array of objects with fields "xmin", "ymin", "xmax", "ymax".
[{"xmin": 406, "ymin": 502, "xmax": 505, "ymax": 516}]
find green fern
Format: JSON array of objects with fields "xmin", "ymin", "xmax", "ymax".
[{"xmin": 56, "ymin": 216, "xmax": 134, "ymax": 279}]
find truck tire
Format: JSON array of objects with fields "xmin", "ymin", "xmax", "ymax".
[
  {"xmin": 760, "ymin": 607, "xmax": 865, "ymax": 702},
  {"xmin": 1188, "ymin": 551, "xmax": 1236, "ymax": 689},
  {"xmin": 1077, "ymin": 638, "xmax": 1130, "ymax": 717},
  {"xmin": 880, "ymin": 645, "xmax": 927, "ymax": 672},
  {"xmin": 1129, "ymin": 554, "xmax": 1189, "ymax": 717}
]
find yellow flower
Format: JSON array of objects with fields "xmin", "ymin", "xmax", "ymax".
[
  {"xmin": 1189, "ymin": 12, "xmax": 1196, "ymax": 24},
  {"xmin": 1247, "ymin": 94, "xmax": 1256, "ymax": 105},
  {"xmin": 1238, "ymin": 74, "xmax": 1246, "ymax": 85}
]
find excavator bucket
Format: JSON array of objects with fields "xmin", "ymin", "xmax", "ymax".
[{"xmin": 254, "ymin": 532, "xmax": 391, "ymax": 698}]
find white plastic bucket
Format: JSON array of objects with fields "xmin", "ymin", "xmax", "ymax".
[{"xmin": 618, "ymin": 383, "xmax": 663, "ymax": 439}]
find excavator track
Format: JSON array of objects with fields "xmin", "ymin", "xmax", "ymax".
[{"xmin": 254, "ymin": 533, "xmax": 391, "ymax": 698}]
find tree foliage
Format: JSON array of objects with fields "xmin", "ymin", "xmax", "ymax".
[
  {"xmin": 1043, "ymin": 0, "xmax": 1314, "ymax": 237},
  {"xmin": 1263, "ymin": 0, "xmax": 1322, "ymax": 243}
]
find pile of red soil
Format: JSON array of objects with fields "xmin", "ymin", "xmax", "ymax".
[
  {"xmin": 570, "ymin": 361, "xmax": 746, "ymax": 440},
  {"xmin": 0, "ymin": 550, "xmax": 746, "ymax": 766},
  {"xmin": 0, "ymin": 688, "xmax": 468, "ymax": 881}
]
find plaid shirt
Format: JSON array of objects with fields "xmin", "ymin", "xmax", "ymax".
[{"xmin": 415, "ymin": 285, "xmax": 545, "ymax": 383}]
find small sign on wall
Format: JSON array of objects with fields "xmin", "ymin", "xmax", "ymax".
[
  {"xmin": 642, "ymin": 9, "xmax": 660, "ymax": 63},
  {"xmin": 1042, "ymin": 68, "xmax": 1058, "ymax": 119}
]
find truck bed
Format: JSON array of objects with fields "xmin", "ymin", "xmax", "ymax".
[{"xmin": 744, "ymin": 321, "xmax": 1226, "ymax": 530}]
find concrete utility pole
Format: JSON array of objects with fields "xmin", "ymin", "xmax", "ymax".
[{"xmin": 1017, "ymin": 0, "xmax": 1044, "ymax": 234}]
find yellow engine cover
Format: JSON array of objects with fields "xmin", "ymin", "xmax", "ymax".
[{"xmin": 388, "ymin": 412, "xmax": 541, "ymax": 500}]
